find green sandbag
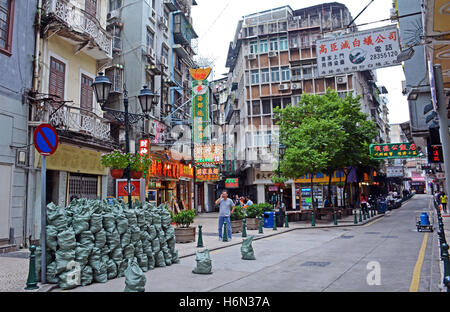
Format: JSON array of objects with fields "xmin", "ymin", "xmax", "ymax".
[
  {"xmin": 88, "ymin": 247, "xmax": 101, "ymax": 267},
  {"xmin": 79, "ymin": 230, "xmax": 94, "ymax": 246},
  {"xmin": 92, "ymin": 260, "xmax": 108, "ymax": 283},
  {"xmin": 47, "ymin": 203, "xmax": 67, "ymax": 231},
  {"xmin": 81, "ymin": 265, "xmax": 93, "ymax": 286},
  {"xmin": 59, "ymin": 261, "xmax": 82, "ymax": 290},
  {"xmin": 46, "ymin": 225, "xmax": 58, "ymax": 252},
  {"xmin": 106, "ymin": 259, "xmax": 118, "ymax": 280},
  {"xmin": 121, "ymin": 230, "xmax": 131, "ymax": 248},
  {"xmin": 136, "ymin": 209, "xmax": 146, "ymax": 227},
  {"xmin": 144, "ymin": 210, "xmax": 153, "ymax": 225},
  {"xmin": 147, "ymin": 252, "xmax": 155, "ymax": 270},
  {"xmin": 57, "ymin": 229, "xmax": 76, "ymax": 251},
  {"xmin": 75, "ymin": 243, "xmax": 91, "ymax": 266},
  {"xmin": 72, "ymin": 214, "xmax": 90, "ymax": 235},
  {"xmin": 116, "ymin": 215, "xmax": 128, "ymax": 235},
  {"xmin": 167, "ymin": 237, "xmax": 176, "ymax": 250},
  {"xmin": 158, "ymin": 230, "xmax": 166, "ymax": 244},
  {"xmin": 55, "ymin": 249, "xmax": 75, "ymax": 274},
  {"xmin": 129, "ymin": 225, "xmax": 141, "ymax": 244},
  {"xmin": 165, "ymin": 227, "xmax": 175, "ymax": 241},
  {"xmin": 95, "ymin": 229, "xmax": 107, "ymax": 249},
  {"xmin": 192, "ymin": 249, "xmax": 212, "ymax": 274},
  {"xmin": 241, "ymin": 236, "xmax": 256, "ymax": 260},
  {"xmin": 124, "ymin": 258, "xmax": 146, "ymax": 292},
  {"xmin": 171, "ymin": 250, "xmax": 180, "ymax": 264},
  {"xmin": 46, "ymin": 261, "xmax": 59, "ymax": 284},
  {"xmin": 155, "ymin": 251, "xmax": 166, "ymax": 267},
  {"xmin": 117, "ymin": 260, "xmax": 128, "ymax": 278},
  {"xmin": 151, "ymin": 238, "xmax": 160, "ymax": 253},
  {"xmin": 90, "ymin": 213, "xmax": 103, "ymax": 234},
  {"xmin": 123, "ymin": 244, "xmax": 135, "ymax": 260},
  {"xmin": 147, "ymin": 225, "xmax": 157, "ymax": 240},
  {"xmin": 103, "ymin": 213, "xmax": 116, "ymax": 233},
  {"xmin": 125, "ymin": 210, "xmax": 137, "ymax": 226},
  {"xmin": 142, "ymin": 239, "xmax": 152, "ymax": 255},
  {"xmin": 106, "ymin": 229, "xmax": 120, "ymax": 250},
  {"xmin": 137, "ymin": 253, "xmax": 149, "ymax": 272},
  {"xmin": 110, "ymin": 247, "xmax": 123, "ymax": 263},
  {"xmin": 140, "ymin": 230, "xmax": 151, "ymax": 242},
  {"xmin": 134, "ymin": 240, "xmax": 143, "ymax": 255}
]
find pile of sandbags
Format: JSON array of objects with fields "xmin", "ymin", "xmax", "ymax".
[{"xmin": 37, "ymin": 198, "xmax": 179, "ymax": 290}]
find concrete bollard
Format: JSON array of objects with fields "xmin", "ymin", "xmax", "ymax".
[
  {"xmin": 242, "ymin": 219, "xmax": 247, "ymax": 238},
  {"xmin": 25, "ymin": 245, "xmax": 39, "ymax": 290},
  {"xmin": 223, "ymin": 221, "xmax": 229, "ymax": 242},
  {"xmin": 197, "ymin": 225, "xmax": 204, "ymax": 248}
]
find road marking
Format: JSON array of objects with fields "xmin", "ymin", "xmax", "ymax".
[
  {"xmin": 409, "ymin": 232, "xmax": 429, "ymax": 292},
  {"xmin": 210, "ymin": 248, "xmax": 226, "ymax": 255},
  {"xmin": 362, "ymin": 217, "xmax": 383, "ymax": 227}
]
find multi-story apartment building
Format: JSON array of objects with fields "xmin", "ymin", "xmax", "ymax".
[
  {"xmin": 223, "ymin": 3, "xmax": 390, "ymax": 207},
  {"xmin": 0, "ymin": 0, "xmax": 37, "ymax": 251},
  {"xmin": 104, "ymin": 0, "xmax": 198, "ymax": 209}
]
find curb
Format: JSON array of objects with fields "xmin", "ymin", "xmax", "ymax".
[{"xmin": 179, "ymin": 213, "xmax": 385, "ymax": 259}]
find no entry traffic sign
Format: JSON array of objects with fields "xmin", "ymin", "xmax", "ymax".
[{"xmin": 33, "ymin": 123, "xmax": 59, "ymax": 156}]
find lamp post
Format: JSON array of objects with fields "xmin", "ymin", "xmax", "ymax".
[
  {"xmin": 278, "ymin": 143, "xmax": 286, "ymax": 205},
  {"xmin": 92, "ymin": 73, "xmax": 158, "ymax": 210}
]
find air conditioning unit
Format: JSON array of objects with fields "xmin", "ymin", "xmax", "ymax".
[
  {"xmin": 336, "ymin": 76, "xmax": 347, "ymax": 84},
  {"xmin": 147, "ymin": 46, "xmax": 155, "ymax": 59},
  {"xmin": 279, "ymin": 83, "xmax": 290, "ymax": 91},
  {"xmin": 291, "ymin": 82, "xmax": 302, "ymax": 90},
  {"xmin": 248, "ymin": 54, "xmax": 256, "ymax": 60},
  {"xmin": 107, "ymin": 10, "xmax": 120, "ymax": 21},
  {"xmin": 269, "ymin": 51, "xmax": 278, "ymax": 57}
]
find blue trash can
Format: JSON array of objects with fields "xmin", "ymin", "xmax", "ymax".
[
  {"xmin": 420, "ymin": 212, "xmax": 430, "ymax": 225},
  {"xmin": 264, "ymin": 212, "xmax": 274, "ymax": 228},
  {"xmin": 378, "ymin": 201, "xmax": 386, "ymax": 213}
]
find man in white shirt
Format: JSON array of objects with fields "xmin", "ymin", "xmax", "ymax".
[{"xmin": 215, "ymin": 191, "xmax": 235, "ymax": 241}]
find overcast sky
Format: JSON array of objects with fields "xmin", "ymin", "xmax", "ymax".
[{"xmin": 191, "ymin": 0, "xmax": 410, "ymax": 124}]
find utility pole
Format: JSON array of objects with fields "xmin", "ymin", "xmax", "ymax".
[{"xmin": 434, "ymin": 65, "xmax": 450, "ymax": 195}]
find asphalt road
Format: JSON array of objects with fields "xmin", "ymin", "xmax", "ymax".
[{"xmin": 67, "ymin": 194, "xmax": 442, "ymax": 292}]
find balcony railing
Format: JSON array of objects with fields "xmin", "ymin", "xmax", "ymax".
[
  {"xmin": 32, "ymin": 102, "xmax": 111, "ymax": 141},
  {"xmin": 43, "ymin": 0, "xmax": 112, "ymax": 58}
]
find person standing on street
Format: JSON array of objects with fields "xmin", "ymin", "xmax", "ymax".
[
  {"xmin": 215, "ymin": 191, "xmax": 235, "ymax": 241},
  {"xmin": 245, "ymin": 196, "xmax": 254, "ymax": 207},
  {"xmin": 441, "ymin": 192, "xmax": 448, "ymax": 213}
]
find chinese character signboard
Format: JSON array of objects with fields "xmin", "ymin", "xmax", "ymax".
[
  {"xmin": 190, "ymin": 67, "xmax": 212, "ymax": 144},
  {"xmin": 428, "ymin": 145, "xmax": 443, "ymax": 163},
  {"xmin": 139, "ymin": 139, "xmax": 150, "ymax": 157},
  {"xmin": 316, "ymin": 24, "xmax": 401, "ymax": 76},
  {"xmin": 370, "ymin": 143, "xmax": 419, "ymax": 159},
  {"xmin": 194, "ymin": 144, "xmax": 223, "ymax": 164},
  {"xmin": 196, "ymin": 166, "xmax": 220, "ymax": 181},
  {"xmin": 386, "ymin": 166, "xmax": 404, "ymax": 178},
  {"xmin": 225, "ymin": 178, "xmax": 239, "ymax": 188}
]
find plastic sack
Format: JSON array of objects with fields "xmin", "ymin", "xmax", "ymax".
[
  {"xmin": 117, "ymin": 260, "xmax": 128, "ymax": 278},
  {"xmin": 75, "ymin": 243, "xmax": 91, "ymax": 266},
  {"xmin": 107, "ymin": 259, "xmax": 118, "ymax": 280},
  {"xmin": 79, "ymin": 231, "xmax": 94, "ymax": 247},
  {"xmin": 46, "ymin": 261, "xmax": 59, "ymax": 284},
  {"xmin": 151, "ymin": 238, "xmax": 160, "ymax": 254},
  {"xmin": 171, "ymin": 250, "xmax": 180, "ymax": 264},
  {"xmin": 46, "ymin": 225, "xmax": 58, "ymax": 252},
  {"xmin": 241, "ymin": 236, "xmax": 256, "ymax": 260},
  {"xmin": 192, "ymin": 249, "xmax": 212, "ymax": 274},
  {"xmin": 110, "ymin": 247, "xmax": 123, "ymax": 263},
  {"xmin": 123, "ymin": 244, "xmax": 135, "ymax": 260},
  {"xmin": 72, "ymin": 214, "xmax": 90, "ymax": 235},
  {"xmin": 147, "ymin": 225, "xmax": 157, "ymax": 240},
  {"xmin": 90, "ymin": 213, "xmax": 103, "ymax": 234},
  {"xmin": 155, "ymin": 251, "xmax": 166, "ymax": 267},
  {"xmin": 136, "ymin": 209, "xmax": 146, "ymax": 227},
  {"xmin": 47, "ymin": 203, "xmax": 67, "ymax": 231},
  {"xmin": 144, "ymin": 210, "xmax": 153, "ymax": 225},
  {"xmin": 137, "ymin": 253, "xmax": 149, "ymax": 272},
  {"xmin": 116, "ymin": 215, "xmax": 128, "ymax": 235},
  {"xmin": 124, "ymin": 258, "xmax": 146, "ymax": 292},
  {"xmin": 165, "ymin": 227, "xmax": 175, "ymax": 241},
  {"xmin": 147, "ymin": 252, "xmax": 155, "ymax": 270},
  {"xmin": 59, "ymin": 261, "xmax": 82, "ymax": 290},
  {"xmin": 81, "ymin": 265, "xmax": 93, "ymax": 286},
  {"xmin": 106, "ymin": 229, "xmax": 120, "ymax": 250},
  {"xmin": 103, "ymin": 213, "xmax": 116, "ymax": 233},
  {"xmin": 130, "ymin": 225, "xmax": 141, "ymax": 244},
  {"xmin": 57, "ymin": 229, "xmax": 76, "ymax": 251},
  {"xmin": 95, "ymin": 229, "xmax": 107, "ymax": 249},
  {"xmin": 55, "ymin": 249, "xmax": 75, "ymax": 274},
  {"xmin": 125, "ymin": 210, "xmax": 137, "ymax": 226},
  {"xmin": 92, "ymin": 260, "xmax": 108, "ymax": 283}
]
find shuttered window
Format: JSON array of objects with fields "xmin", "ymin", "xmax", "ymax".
[
  {"xmin": 85, "ymin": 0, "xmax": 97, "ymax": 16},
  {"xmin": 80, "ymin": 74, "xmax": 93, "ymax": 112},
  {"xmin": 49, "ymin": 56, "xmax": 65, "ymax": 101},
  {"xmin": 0, "ymin": 0, "xmax": 14, "ymax": 55}
]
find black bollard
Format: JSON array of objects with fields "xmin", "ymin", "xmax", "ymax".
[{"xmin": 197, "ymin": 225, "xmax": 204, "ymax": 248}]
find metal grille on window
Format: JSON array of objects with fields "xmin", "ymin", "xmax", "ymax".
[{"xmin": 69, "ymin": 173, "xmax": 98, "ymax": 200}]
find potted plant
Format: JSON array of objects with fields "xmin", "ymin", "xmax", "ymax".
[
  {"xmin": 101, "ymin": 150, "xmax": 129, "ymax": 179},
  {"xmin": 245, "ymin": 204, "xmax": 265, "ymax": 230},
  {"xmin": 271, "ymin": 176, "xmax": 287, "ymax": 188},
  {"xmin": 230, "ymin": 206, "xmax": 246, "ymax": 233},
  {"xmin": 129, "ymin": 154, "xmax": 152, "ymax": 179},
  {"xmin": 172, "ymin": 209, "xmax": 196, "ymax": 243}
]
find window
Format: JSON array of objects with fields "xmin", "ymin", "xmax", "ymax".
[
  {"xmin": 281, "ymin": 67, "xmax": 290, "ymax": 81},
  {"xmin": 302, "ymin": 66, "xmax": 312, "ymax": 78},
  {"xmin": 151, "ymin": 0, "xmax": 155, "ymax": 9},
  {"xmin": 112, "ymin": 25, "xmax": 121, "ymax": 51},
  {"xmin": 269, "ymin": 23, "xmax": 277, "ymax": 33},
  {"xmin": 109, "ymin": 0, "xmax": 121, "ymax": 11},
  {"xmin": 270, "ymin": 38, "xmax": 278, "ymax": 51},
  {"xmin": 264, "ymin": 131, "xmax": 272, "ymax": 146},
  {"xmin": 254, "ymin": 131, "xmax": 262, "ymax": 147},
  {"xmin": 248, "ymin": 26, "xmax": 256, "ymax": 36},
  {"xmin": 252, "ymin": 101, "xmax": 260, "ymax": 115},
  {"xmin": 249, "ymin": 41, "xmax": 257, "ymax": 54},
  {"xmin": 271, "ymin": 68, "xmax": 280, "ymax": 82},
  {"xmin": 279, "ymin": 37, "xmax": 288, "ymax": 50},
  {"xmin": 49, "ymin": 56, "xmax": 65, "ymax": 100},
  {"xmin": 262, "ymin": 100, "xmax": 271, "ymax": 114},
  {"xmin": 259, "ymin": 39, "xmax": 268, "ymax": 53},
  {"xmin": 162, "ymin": 45, "xmax": 169, "ymax": 59},
  {"xmin": 80, "ymin": 74, "xmax": 94, "ymax": 113},
  {"xmin": 0, "ymin": 0, "xmax": 14, "ymax": 55},
  {"xmin": 250, "ymin": 70, "xmax": 259, "ymax": 85},
  {"xmin": 85, "ymin": 0, "xmax": 97, "ymax": 16},
  {"xmin": 272, "ymin": 98, "xmax": 281, "ymax": 111},
  {"xmin": 260, "ymin": 68, "xmax": 270, "ymax": 84},
  {"xmin": 105, "ymin": 66, "xmax": 123, "ymax": 93},
  {"xmin": 146, "ymin": 29, "xmax": 154, "ymax": 49}
]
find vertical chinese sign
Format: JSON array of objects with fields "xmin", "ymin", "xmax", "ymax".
[
  {"xmin": 189, "ymin": 67, "xmax": 212, "ymax": 144},
  {"xmin": 139, "ymin": 139, "xmax": 150, "ymax": 181},
  {"xmin": 316, "ymin": 24, "xmax": 401, "ymax": 76},
  {"xmin": 369, "ymin": 143, "xmax": 419, "ymax": 159}
]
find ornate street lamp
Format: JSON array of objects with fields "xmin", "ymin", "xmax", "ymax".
[
  {"xmin": 278, "ymin": 142, "xmax": 286, "ymax": 206},
  {"xmin": 92, "ymin": 72, "xmax": 112, "ymax": 107}
]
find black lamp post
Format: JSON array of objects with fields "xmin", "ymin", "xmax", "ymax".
[
  {"xmin": 278, "ymin": 143, "xmax": 286, "ymax": 205},
  {"xmin": 93, "ymin": 73, "xmax": 157, "ymax": 209}
]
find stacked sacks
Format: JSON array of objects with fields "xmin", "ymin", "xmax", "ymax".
[{"xmin": 41, "ymin": 199, "xmax": 180, "ymax": 290}]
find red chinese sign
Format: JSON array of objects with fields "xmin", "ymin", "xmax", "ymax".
[
  {"xmin": 428, "ymin": 145, "xmax": 443, "ymax": 163},
  {"xmin": 196, "ymin": 166, "xmax": 220, "ymax": 181},
  {"xmin": 370, "ymin": 143, "xmax": 419, "ymax": 159},
  {"xmin": 139, "ymin": 139, "xmax": 150, "ymax": 157}
]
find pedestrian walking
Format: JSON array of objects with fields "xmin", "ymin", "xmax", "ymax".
[
  {"xmin": 441, "ymin": 192, "xmax": 448, "ymax": 213},
  {"xmin": 234, "ymin": 194, "xmax": 240, "ymax": 206},
  {"xmin": 245, "ymin": 196, "xmax": 253, "ymax": 207},
  {"xmin": 215, "ymin": 191, "xmax": 235, "ymax": 241}
]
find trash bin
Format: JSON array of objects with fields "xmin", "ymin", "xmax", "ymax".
[
  {"xmin": 275, "ymin": 211, "xmax": 284, "ymax": 227},
  {"xmin": 378, "ymin": 200, "xmax": 386, "ymax": 213},
  {"xmin": 264, "ymin": 212, "xmax": 274, "ymax": 228},
  {"xmin": 420, "ymin": 212, "xmax": 430, "ymax": 225}
]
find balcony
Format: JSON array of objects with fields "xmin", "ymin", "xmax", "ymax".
[
  {"xmin": 31, "ymin": 102, "xmax": 111, "ymax": 142},
  {"xmin": 43, "ymin": 0, "xmax": 112, "ymax": 59},
  {"xmin": 173, "ymin": 11, "xmax": 198, "ymax": 47}
]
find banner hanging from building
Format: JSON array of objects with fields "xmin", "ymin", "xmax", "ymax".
[
  {"xmin": 370, "ymin": 142, "xmax": 419, "ymax": 159},
  {"xmin": 316, "ymin": 24, "xmax": 401, "ymax": 76},
  {"xmin": 194, "ymin": 144, "xmax": 223, "ymax": 164},
  {"xmin": 190, "ymin": 67, "xmax": 211, "ymax": 144}
]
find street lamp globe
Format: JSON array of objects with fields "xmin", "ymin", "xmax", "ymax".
[
  {"xmin": 279, "ymin": 143, "xmax": 286, "ymax": 157},
  {"xmin": 138, "ymin": 85, "xmax": 157, "ymax": 115},
  {"xmin": 92, "ymin": 72, "xmax": 112, "ymax": 108}
]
